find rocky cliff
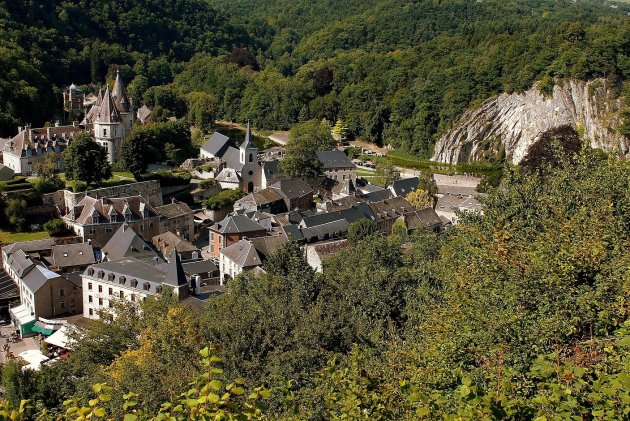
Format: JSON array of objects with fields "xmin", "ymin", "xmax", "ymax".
[{"xmin": 431, "ymin": 79, "xmax": 629, "ymax": 165}]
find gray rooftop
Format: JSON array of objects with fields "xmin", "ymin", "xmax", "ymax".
[
  {"xmin": 201, "ymin": 132, "xmax": 231, "ymax": 157},
  {"xmin": 316, "ymin": 150, "xmax": 356, "ymax": 170},
  {"xmin": 211, "ymin": 215, "xmax": 267, "ymax": 234},
  {"xmin": 220, "ymin": 239, "xmax": 262, "ymax": 268},
  {"xmin": 101, "ymin": 224, "xmax": 160, "ymax": 262},
  {"xmin": 390, "ymin": 177, "xmax": 419, "ymax": 197}
]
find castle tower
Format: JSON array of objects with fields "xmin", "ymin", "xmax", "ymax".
[
  {"xmin": 93, "ymin": 85, "xmax": 125, "ymax": 163},
  {"xmin": 112, "ymin": 69, "xmax": 133, "ymax": 134}
]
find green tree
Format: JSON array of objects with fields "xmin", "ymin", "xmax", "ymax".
[
  {"xmin": 280, "ymin": 119, "xmax": 336, "ymax": 178},
  {"xmin": 348, "ymin": 218, "xmax": 379, "ymax": 242},
  {"xmin": 4, "ymin": 198, "xmax": 27, "ymax": 231},
  {"xmin": 121, "ymin": 134, "xmax": 150, "ymax": 177},
  {"xmin": 373, "ymin": 157, "xmax": 398, "ymax": 187},
  {"xmin": 34, "ymin": 153, "xmax": 58, "ymax": 180},
  {"xmin": 406, "ymin": 189, "xmax": 434, "ymax": 209},
  {"xmin": 63, "ymin": 133, "xmax": 112, "ymax": 185},
  {"xmin": 187, "ymin": 91, "xmax": 218, "ymax": 132}
]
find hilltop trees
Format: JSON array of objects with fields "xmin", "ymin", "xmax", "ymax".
[{"xmin": 63, "ymin": 133, "xmax": 112, "ymax": 185}]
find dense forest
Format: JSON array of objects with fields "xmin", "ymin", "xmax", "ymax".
[
  {"xmin": 2, "ymin": 148, "xmax": 629, "ymax": 419},
  {"xmin": 1, "ymin": 0, "xmax": 629, "ymax": 158}
]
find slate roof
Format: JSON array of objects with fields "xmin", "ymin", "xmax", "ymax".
[
  {"xmin": 404, "ymin": 207, "xmax": 442, "ymax": 231},
  {"xmin": 85, "ymin": 258, "xmax": 168, "ymax": 295},
  {"xmin": 201, "ymin": 132, "xmax": 231, "ymax": 157},
  {"xmin": 101, "ymin": 224, "xmax": 160, "ymax": 262},
  {"xmin": 220, "ymin": 240, "xmax": 262, "ymax": 268},
  {"xmin": 301, "ymin": 219, "xmax": 350, "ymax": 241},
  {"xmin": 262, "ymin": 161, "xmax": 284, "ymax": 183},
  {"xmin": 316, "ymin": 150, "xmax": 356, "ymax": 170},
  {"xmin": 280, "ymin": 224, "xmax": 305, "ymax": 242},
  {"xmin": 250, "ymin": 234, "xmax": 288, "ymax": 259},
  {"xmin": 270, "ymin": 179, "xmax": 313, "ymax": 200},
  {"xmin": 5, "ymin": 250, "xmax": 36, "ymax": 278},
  {"xmin": 222, "ymin": 146, "xmax": 243, "ymax": 172},
  {"xmin": 50, "ymin": 243, "xmax": 95, "ymax": 268},
  {"xmin": 155, "ymin": 202, "xmax": 193, "ymax": 219},
  {"xmin": 181, "ymin": 260, "xmax": 218, "ymax": 276},
  {"xmin": 236, "ymin": 188, "xmax": 285, "ymax": 208},
  {"xmin": 0, "ymin": 164, "xmax": 14, "ymax": 181},
  {"xmin": 211, "ymin": 215, "xmax": 267, "ymax": 235},
  {"xmin": 22, "ymin": 265, "xmax": 63, "ymax": 294},
  {"xmin": 2, "ymin": 238, "xmax": 55, "ymax": 256},
  {"xmin": 4, "ymin": 128, "xmax": 75, "ymax": 158},
  {"xmin": 112, "ymin": 70, "xmax": 131, "ymax": 113},
  {"xmin": 390, "ymin": 177, "xmax": 419, "ymax": 197},
  {"xmin": 164, "ymin": 248, "xmax": 188, "ymax": 287},
  {"xmin": 368, "ymin": 197, "xmax": 413, "ymax": 221},
  {"xmin": 96, "ymin": 85, "xmax": 122, "ymax": 124},
  {"xmin": 215, "ymin": 167, "xmax": 241, "ymax": 184}
]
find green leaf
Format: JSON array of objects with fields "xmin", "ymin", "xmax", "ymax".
[
  {"xmin": 209, "ymin": 380, "xmax": 222, "ymax": 391},
  {"xmin": 199, "ymin": 347, "xmax": 209, "ymax": 357},
  {"xmin": 124, "ymin": 415, "xmax": 138, "ymax": 421},
  {"xmin": 93, "ymin": 407, "xmax": 106, "ymax": 417}
]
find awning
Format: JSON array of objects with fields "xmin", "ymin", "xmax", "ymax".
[
  {"xmin": 9, "ymin": 304, "xmax": 35, "ymax": 326},
  {"xmin": 32, "ymin": 321, "xmax": 54, "ymax": 335},
  {"xmin": 45, "ymin": 326, "xmax": 74, "ymax": 350},
  {"xmin": 18, "ymin": 349, "xmax": 49, "ymax": 371}
]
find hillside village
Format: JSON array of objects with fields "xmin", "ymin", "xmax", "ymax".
[{"xmin": 0, "ymin": 71, "xmax": 483, "ymax": 367}]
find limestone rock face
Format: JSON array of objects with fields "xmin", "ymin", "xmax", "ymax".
[{"xmin": 431, "ymin": 79, "xmax": 629, "ymax": 164}]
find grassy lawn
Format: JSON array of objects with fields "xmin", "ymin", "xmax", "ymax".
[
  {"xmin": 113, "ymin": 171, "xmax": 134, "ymax": 179},
  {"xmin": 0, "ymin": 229, "xmax": 49, "ymax": 245}
]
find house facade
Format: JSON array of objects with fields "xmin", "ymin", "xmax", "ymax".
[
  {"xmin": 209, "ymin": 214, "xmax": 268, "ymax": 258},
  {"xmin": 316, "ymin": 150, "xmax": 357, "ymax": 184}
]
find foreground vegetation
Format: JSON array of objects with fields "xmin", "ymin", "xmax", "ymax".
[{"xmin": 1, "ymin": 148, "xmax": 627, "ymax": 419}]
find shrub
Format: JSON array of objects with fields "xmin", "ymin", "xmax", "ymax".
[
  {"xmin": 43, "ymin": 219, "xmax": 70, "ymax": 237},
  {"xmin": 204, "ymin": 189, "xmax": 245, "ymax": 210},
  {"xmin": 136, "ymin": 170, "xmax": 192, "ymax": 186}
]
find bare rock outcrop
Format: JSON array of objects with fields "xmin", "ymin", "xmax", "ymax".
[{"xmin": 431, "ymin": 79, "xmax": 629, "ymax": 164}]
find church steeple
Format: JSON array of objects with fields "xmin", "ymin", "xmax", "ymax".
[{"xmin": 239, "ymin": 120, "xmax": 258, "ymax": 164}]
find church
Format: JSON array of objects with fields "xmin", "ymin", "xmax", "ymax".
[
  {"xmin": 82, "ymin": 70, "xmax": 134, "ymax": 163},
  {"xmin": 200, "ymin": 122, "xmax": 279, "ymax": 193}
]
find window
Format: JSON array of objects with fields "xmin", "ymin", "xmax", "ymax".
[
  {"xmin": 98, "ymin": 298, "xmax": 103, "ymax": 306},
  {"xmin": 143, "ymin": 282, "xmax": 150, "ymax": 291},
  {"xmin": 63, "ymin": 252, "xmax": 68, "ymax": 257},
  {"xmin": 108, "ymin": 288, "xmax": 113, "ymax": 295},
  {"xmin": 88, "ymin": 282, "xmax": 92, "ymax": 290},
  {"xmin": 131, "ymin": 279, "xmax": 138, "ymax": 288},
  {"xmin": 88, "ymin": 295, "xmax": 93, "ymax": 303},
  {"xmin": 103, "ymin": 128, "xmax": 107, "ymax": 136},
  {"xmin": 60, "ymin": 301, "xmax": 65, "ymax": 309},
  {"xmin": 59, "ymin": 288, "xmax": 65, "ymax": 297},
  {"xmin": 192, "ymin": 251, "xmax": 198, "ymax": 260},
  {"xmin": 156, "ymin": 286, "xmax": 162, "ymax": 294},
  {"xmin": 119, "ymin": 276, "xmax": 126, "ymax": 285},
  {"xmin": 249, "ymin": 153, "xmax": 253, "ymax": 162},
  {"xmin": 89, "ymin": 229, "xmax": 96, "ymax": 236},
  {"xmin": 105, "ymin": 228, "xmax": 113, "ymax": 234},
  {"xmin": 149, "ymin": 222, "xmax": 154, "ymax": 228},
  {"xmin": 139, "ymin": 224, "xmax": 144, "ymax": 231},
  {"xmin": 70, "ymin": 298, "xmax": 75, "ymax": 307},
  {"xmin": 131, "ymin": 294, "xmax": 136, "ymax": 302},
  {"xmin": 92, "ymin": 214, "xmax": 99, "ymax": 224},
  {"xmin": 89, "ymin": 308, "xmax": 93, "ymax": 316},
  {"xmin": 119, "ymin": 291, "xmax": 124, "ymax": 299},
  {"xmin": 98, "ymin": 285, "xmax": 103, "ymax": 293},
  {"xmin": 108, "ymin": 301, "xmax": 113, "ymax": 308}
]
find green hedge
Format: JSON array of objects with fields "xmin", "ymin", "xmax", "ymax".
[{"xmin": 136, "ymin": 170, "xmax": 192, "ymax": 187}]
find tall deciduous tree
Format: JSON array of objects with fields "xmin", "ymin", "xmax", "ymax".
[
  {"xmin": 63, "ymin": 133, "xmax": 112, "ymax": 185},
  {"xmin": 187, "ymin": 91, "xmax": 218, "ymax": 132},
  {"xmin": 280, "ymin": 119, "xmax": 336, "ymax": 178}
]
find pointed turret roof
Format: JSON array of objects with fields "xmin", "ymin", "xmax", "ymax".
[
  {"xmin": 112, "ymin": 69, "xmax": 131, "ymax": 113},
  {"xmin": 163, "ymin": 248, "xmax": 187, "ymax": 287},
  {"xmin": 97, "ymin": 85, "xmax": 122, "ymax": 123},
  {"xmin": 95, "ymin": 87, "xmax": 104, "ymax": 106},
  {"xmin": 240, "ymin": 121, "xmax": 256, "ymax": 149}
]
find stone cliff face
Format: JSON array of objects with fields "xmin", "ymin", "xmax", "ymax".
[{"xmin": 431, "ymin": 79, "xmax": 629, "ymax": 164}]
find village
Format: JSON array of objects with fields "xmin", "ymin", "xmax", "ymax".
[{"xmin": 0, "ymin": 72, "xmax": 483, "ymax": 370}]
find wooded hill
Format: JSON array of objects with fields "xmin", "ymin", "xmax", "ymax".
[{"xmin": 1, "ymin": 0, "xmax": 629, "ymax": 157}]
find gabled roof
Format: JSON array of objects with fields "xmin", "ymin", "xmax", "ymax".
[
  {"xmin": 155, "ymin": 202, "xmax": 193, "ymax": 219},
  {"xmin": 85, "ymin": 257, "xmax": 168, "ymax": 295},
  {"xmin": 368, "ymin": 197, "xmax": 413, "ymax": 220},
  {"xmin": 182, "ymin": 260, "xmax": 218, "ymax": 276},
  {"xmin": 201, "ymin": 132, "xmax": 231, "ymax": 157},
  {"xmin": 220, "ymin": 240, "xmax": 261, "ymax": 268},
  {"xmin": 163, "ymin": 248, "xmax": 188, "ymax": 287},
  {"xmin": 152, "ymin": 231, "xmax": 199, "ymax": 256},
  {"xmin": 316, "ymin": 150, "xmax": 356, "ymax": 170},
  {"xmin": 51, "ymin": 243, "xmax": 95, "ymax": 268},
  {"xmin": 5, "ymin": 249, "xmax": 36, "ymax": 278},
  {"xmin": 22, "ymin": 265, "xmax": 63, "ymax": 293},
  {"xmin": 404, "ymin": 207, "xmax": 442, "ymax": 231},
  {"xmin": 361, "ymin": 189, "xmax": 393, "ymax": 202},
  {"xmin": 240, "ymin": 121, "xmax": 256, "ymax": 149},
  {"xmin": 215, "ymin": 167, "xmax": 241, "ymax": 183},
  {"xmin": 390, "ymin": 177, "xmax": 419, "ymax": 197},
  {"xmin": 211, "ymin": 215, "xmax": 267, "ymax": 234},
  {"xmin": 2, "ymin": 238, "xmax": 55, "ymax": 256},
  {"xmin": 101, "ymin": 224, "xmax": 160, "ymax": 262},
  {"xmin": 222, "ymin": 146, "xmax": 243, "ymax": 172},
  {"xmin": 270, "ymin": 179, "xmax": 313, "ymax": 200},
  {"xmin": 250, "ymin": 234, "xmax": 288, "ymax": 259},
  {"xmin": 67, "ymin": 195, "xmax": 157, "ymax": 225}
]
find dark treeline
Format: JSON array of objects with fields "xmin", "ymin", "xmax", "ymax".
[{"xmin": 1, "ymin": 0, "xmax": 629, "ymax": 158}]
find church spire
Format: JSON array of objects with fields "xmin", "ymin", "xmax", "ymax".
[{"xmin": 240, "ymin": 120, "xmax": 256, "ymax": 149}]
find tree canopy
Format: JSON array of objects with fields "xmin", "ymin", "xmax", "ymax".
[{"xmin": 63, "ymin": 133, "xmax": 112, "ymax": 185}]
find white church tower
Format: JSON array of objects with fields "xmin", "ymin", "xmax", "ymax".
[{"xmin": 239, "ymin": 121, "xmax": 259, "ymax": 193}]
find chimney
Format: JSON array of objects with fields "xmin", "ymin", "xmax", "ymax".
[
  {"xmin": 18, "ymin": 126, "xmax": 23, "ymax": 134},
  {"xmin": 72, "ymin": 121, "xmax": 79, "ymax": 128},
  {"xmin": 54, "ymin": 120, "xmax": 61, "ymax": 127}
]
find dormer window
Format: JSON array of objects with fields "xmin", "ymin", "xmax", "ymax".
[
  {"xmin": 130, "ymin": 279, "xmax": 138, "ymax": 288},
  {"xmin": 87, "ymin": 268, "xmax": 94, "ymax": 276},
  {"xmin": 97, "ymin": 270, "xmax": 105, "ymax": 279},
  {"xmin": 103, "ymin": 128, "xmax": 107, "ymax": 136},
  {"xmin": 119, "ymin": 276, "xmax": 126, "ymax": 285},
  {"xmin": 92, "ymin": 212, "xmax": 99, "ymax": 224},
  {"xmin": 143, "ymin": 282, "xmax": 150, "ymax": 291}
]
